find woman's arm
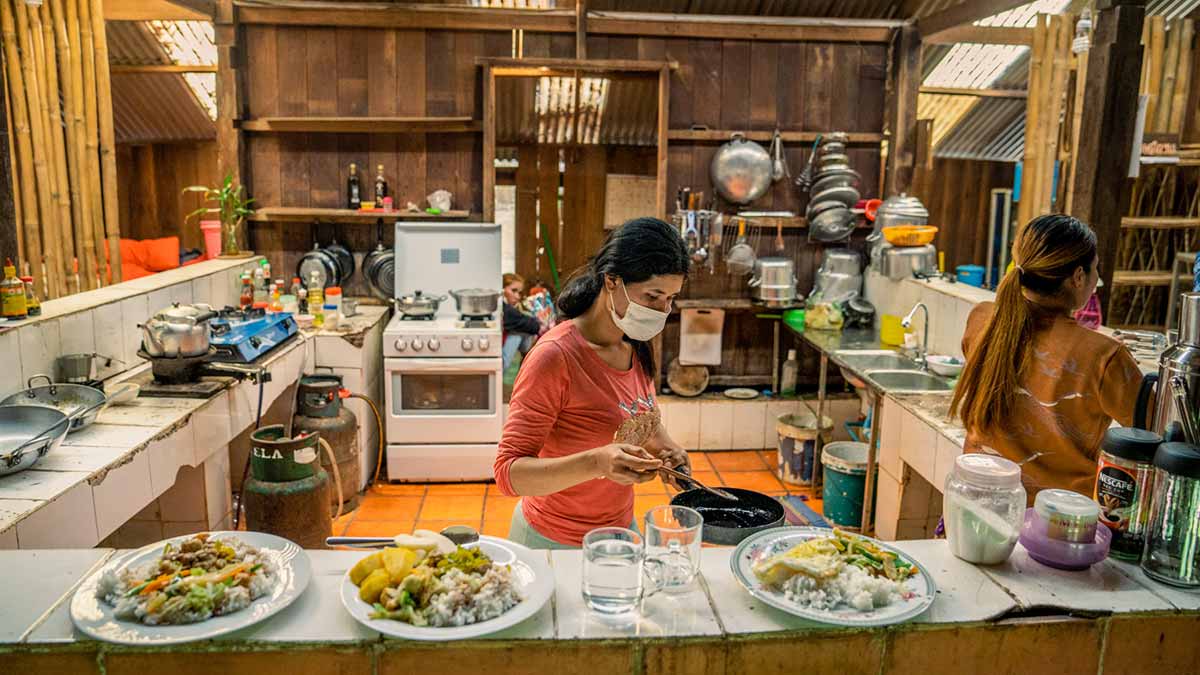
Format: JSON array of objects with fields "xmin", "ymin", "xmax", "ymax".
[
  {"xmin": 503, "ymin": 303, "xmax": 542, "ymax": 335},
  {"xmin": 506, "ymin": 444, "xmax": 663, "ymax": 496}
]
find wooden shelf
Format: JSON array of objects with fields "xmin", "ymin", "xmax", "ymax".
[
  {"xmin": 1112, "ymin": 271, "xmax": 1174, "ymax": 287},
  {"xmin": 1121, "ymin": 216, "xmax": 1200, "ymax": 229},
  {"xmin": 246, "ymin": 207, "xmax": 473, "ymax": 223},
  {"xmin": 668, "ymin": 129, "xmax": 885, "ymax": 144},
  {"xmin": 675, "ymin": 298, "xmax": 758, "ymax": 310},
  {"xmin": 240, "ymin": 116, "xmax": 481, "ymax": 133}
]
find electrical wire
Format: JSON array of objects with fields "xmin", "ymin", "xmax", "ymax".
[{"xmin": 348, "ymin": 392, "xmax": 386, "ymax": 486}]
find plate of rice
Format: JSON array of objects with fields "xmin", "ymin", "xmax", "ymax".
[
  {"xmin": 71, "ymin": 531, "xmax": 311, "ymax": 645},
  {"xmin": 340, "ymin": 533, "xmax": 553, "ymax": 641},
  {"xmin": 731, "ymin": 527, "xmax": 935, "ymax": 627}
]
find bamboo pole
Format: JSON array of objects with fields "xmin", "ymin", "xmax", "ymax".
[
  {"xmin": 1140, "ymin": 19, "xmax": 1150, "ymax": 94},
  {"xmin": 1146, "ymin": 16, "xmax": 1166, "ymax": 132},
  {"xmin": 1155, "ymin": 18, "xmax": 1182, "ymax": 135},
  {"xmin": 2, "ymin": 38, "xmax": 23, "ymax": 259},
  {"xmin": 1020, "ymin": 15, "xmax": 1046, "ymax": 227},
  {"xmin": 1046, "ymin": 16, "xmax": 1071, "ymax": 213},
  {"xmin": 51, "ymin": 0, "xmax": 90, "ymax": 288},
  {"xmin": 0, "ymin": 0, "xmax": 40, "ymax": 278},
  {"xmin": 38, "ymin": 2, "xmax": 76, "ymax": 294},
  {"xmin": 15, "ymin": 0, "xmax": 65, "ymax": 299},
  {"xmin": 65, "ymin": 0, "xmax": 95, "ymax": 286},
  {"xmin": 78, "ymin": 0, "xmax": 106, "ymax": 286},
  {"xmin": 1168, "ymin": 19, "xmax": 1194, "ymax": 135},
  {"xmin": 90, "ymin": 0, "xmax": 121, "ymax": 284},
  {"xmin": 1035, "ymin": 15, "xmax": 1056, "ymax": 216}
]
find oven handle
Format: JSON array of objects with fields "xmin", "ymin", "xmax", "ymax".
[{"xmin": 385, "ymin": 357, "xmax": 502, "ymax": 373}]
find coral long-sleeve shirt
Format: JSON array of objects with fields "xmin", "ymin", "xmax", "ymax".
[{"xmin": 493, "ymin": 321, "xmax": 659, "ymax": 546}]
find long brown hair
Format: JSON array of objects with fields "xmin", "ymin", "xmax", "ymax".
[{"xmin": 950, "ymin": 214, "xmax": 1097, "ymax": 433}]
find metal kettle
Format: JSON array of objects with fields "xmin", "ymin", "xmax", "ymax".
[
  {"xmin": 1137, "ymin": 293, "xmax": 1200, "ymax": 437},
  {"xmin": 140, "ymin": 303, "xmax": 217, "ymax": 358}
]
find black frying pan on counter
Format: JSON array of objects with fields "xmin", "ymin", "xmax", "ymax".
[{"xmin": 671, "ymin": 486, "xmax": 786, "ymax": 546}]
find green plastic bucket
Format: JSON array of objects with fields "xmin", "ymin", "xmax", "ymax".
[{"xmin": 821, "ymin": 441, "xmax": 870, "ymax": 529}]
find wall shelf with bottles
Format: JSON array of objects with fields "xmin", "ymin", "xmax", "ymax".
[
  {"xmin": 239, "ymin": 116, "xmax": 481, "ymax": 133},
  {"xmin": 245, "ymin": 207, "xmax": 473, "ymax": 223}
]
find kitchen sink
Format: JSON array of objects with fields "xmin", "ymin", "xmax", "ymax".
[
  {"xmin": 865, "ymin": 370, "xmax": 953, "ymax": 392},
  {"xmin": 835, "ymin": 351, "xmax": 921, "ymax": 372}
]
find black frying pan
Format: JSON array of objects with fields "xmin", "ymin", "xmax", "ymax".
[{"xmin": 671, "ymin": 487, "xmax": 786, "ymax": 546}]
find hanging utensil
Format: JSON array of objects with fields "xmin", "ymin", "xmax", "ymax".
[
  {"xmin": 711, "ymin": 133, "xmax": 773, "ymax": 205},
  {"xmin": 774, "ymin": 217, "xmax": 785, "ymax": 253},
  {"xmin": 770, "ymin": 129, "xmax": 789, "ymax": 182},
  {"xmin": 726, "ymin": 218, "xmax": 756, "ymax": 276},
  {"xmin": 794, "ymin": 134, "xmax": 822, "ymax": 191}
]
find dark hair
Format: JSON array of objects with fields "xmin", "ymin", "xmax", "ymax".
[
  {"xmin": 951, "ymin": 214, "xmax": 1097, "ymax": 433},
  {"xmin": 558, "ymin": 217, "xmax": 690, "ymax": 377}
]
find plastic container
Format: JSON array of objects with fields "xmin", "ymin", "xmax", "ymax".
[
  {"xmin": 1034, "ymin": 489, "xmax": 1100, "ymax": 543},
  {"xmin": 820, "ymin": 441, "xmax": 870, "ymax": 529},
  {"xmin": 775, "ymin": 412, "xmax": 833, "ymax": 487},
  {"xmin": 1019, "ymin": 506, "xmax": 1112, "ymax": 570},
  {"xmin": 1095, "ymin": 427, "xmax": 1161, "ymax": 560},
  {"xmin": 1141, "ymin": 442, "xmax": 1200, "ymax": 587},
  {"xmin": 326, "ymin": 286, "xmax": 343, "ymax": 315},
  {"xmin": 956, "ymin": 264, "xmax": 985, "ymax": 287},
  {"xmin": 943, "ymin": 454, "xmax": 1025, "ymax": 564},
  {"xmin": 880, "ymin": 314, "xmax": 905, "ymax": 345},
  {"xmin": 783, "ymin": 308, "xmax": 805, "ymax": 332},
  {"xmin": 881, "ymin": 225, "xmax": 938, "ymax": 247},
  {"xmin": 323, "ymin": 304, "xmax": 339, "ymax": 330},
  {"xmin": 200, "ymin": 220, "xmax": 221, "ymax": 259}
]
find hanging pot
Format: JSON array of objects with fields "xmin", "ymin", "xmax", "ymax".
[
  {"xmin": 297, "ymin": 244, "xmax": 341, "ymax": 290},
  {"xmin": 363, "ymin": 243, "xmax": 395, "ymax": 300},
  {"xmin": 710, "ymin": 132, "xmax": 773, "ymax": 205},
  {"xmin": 325, "ymin": 236, "xmax": 356, "ymax": 282}
]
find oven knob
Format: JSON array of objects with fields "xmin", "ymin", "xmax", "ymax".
[
  {"xmin": 411, "ymin": 339, "xmax": 424, "ymax": 351},
  {"xmin": 393, "ymin": 339, "xmax": 407, "ymax": 352},
  {"xmin": 479, "ymin": 338, "xmax": 490, "ymax": 351},
  {"xmin": 428, "ymin": 338, "xmax": 441, "ymax": 352},
  {"xmin": 461, "ymin": 338, "xmax": 474, "ymax": 351}
]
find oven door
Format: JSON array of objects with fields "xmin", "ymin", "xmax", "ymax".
[{"xmin": 384, "ymin": 357, "xmax": 503, "ymax": 444}]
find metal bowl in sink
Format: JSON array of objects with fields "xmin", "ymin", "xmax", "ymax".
[{"xmin": 865, "ymin": 370, "xmax": 953, "ymax": 392}]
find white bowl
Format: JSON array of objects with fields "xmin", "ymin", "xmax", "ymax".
[{"xmin": 926, "ymin": 355, "xmax": 963, "ymax": 378}]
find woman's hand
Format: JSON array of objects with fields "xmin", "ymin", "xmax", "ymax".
[
  {"xmin": 590, "ymin": 444, "xmax": 662, "ymax": 485},
  {"xmin": 655, "ymin": 442, "xmax": 692, "ymax": 490}
]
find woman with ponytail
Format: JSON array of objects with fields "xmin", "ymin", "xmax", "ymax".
[
  {"xmin": 494, "ymin": 217, "xmax": 692, "ymax": 548},
  {"xmin": 952, "ymin": 214, "xmax": 1145, "ymax": 500}
]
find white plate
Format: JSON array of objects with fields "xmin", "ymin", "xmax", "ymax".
[
  {"xmin": 71, "ymin": 531, "xmax": 311, "ymax": 645},
  {"xmin": 340, "ymin": 536, "xmax": 553, "ymax": 641},
  {"xmin": 723, "ymin": 388, "xmax": 759, "ymax": 400},
  {"xmin": 730, "ymin": 527, "xmax": 935, "ymax": 627}
]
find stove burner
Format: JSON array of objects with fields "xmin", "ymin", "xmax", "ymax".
[
  {"xmin": 400, "ymin": 314, "xmax": 435, "ymax": 321},
  {"xmin": 218, "ymin": 305, "xmax": 266, "ymax": 321},
  {"xmin": 139, "ymin": 348, "xmax": 216, "ymax": 384}
]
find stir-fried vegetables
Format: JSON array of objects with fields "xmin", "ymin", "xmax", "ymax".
[{"xmin": 752, "ymin": 529, "xmax": 919, "ymax": 588}]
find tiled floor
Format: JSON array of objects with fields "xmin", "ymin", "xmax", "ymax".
[{"xmin": 331, "ymin": 450, "xmax": 824, "ymax": 539}]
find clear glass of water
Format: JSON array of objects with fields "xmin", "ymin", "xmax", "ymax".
[
  {"xmin": 581, "ymin": 527, "xmax": 665, "ymax": 615},
  {"xmin": 644, "ymin": 505, "xmax": 703, "ymax": 592}
]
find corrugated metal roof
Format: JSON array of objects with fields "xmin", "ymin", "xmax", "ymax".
[
  {"xmin": 937, "ymin": 98, "xmax": 1026, "ymax": 161},
  {"xmin": 495, "ymin": 73, "xmax": 658, "ymax": 146},
  {"xmin": 1147, "ymin": 0, "xmax": 1200, "ymax": 20},
  {"xmin": 107, "ymin": 21, "xmax": 215, "ymax": 144},
  {"xmin": 470, "ymin": 0, "xmax": 957, "ymax": 18}
]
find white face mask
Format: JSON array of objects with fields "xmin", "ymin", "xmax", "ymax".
[{"xmin": 608, "ymin": 282, "xmax": 669, "ymax": 341}]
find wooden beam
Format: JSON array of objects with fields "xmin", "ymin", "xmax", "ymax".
[
  {"xmin": 918, "ymin": 0, "xmax": 1030, "ymax": 41},
  {"xmin": 1068, "ymin": 2, "xmax": 1145, "ymax": 315},
  {"xmin": 922, "ymin": 24, "xmax": 1032, "ymax": 45},
  {"xmin": 165, "ymin": 0, "xmax": 213, "ymax": 16},
  {"xmin": 656, "ymin": 65, "xmax": 668, "ymax": 222},
  {"xmin": 919, "ymin": 86, "xmax": 1028, "ymax": 98},
  {"xmin": 884, "ymin": 24, "xmax": 922, "ymax": 196},
  {"xmin": 587, "ymin": 11, "xmax": 898, "ymax": 43},
  {"xmin": 480, "ymin": 57, "xmax": 675, "ymax": 74},
  {"xmin": 104, "ymin": 0, "xmax": 208, "ymax": 20},
  {"xmin": 214, "ymin": 0, "xmax": 241, "ymax": 197},
  {"xmin": 483, "ymin": 66, "xmax": 495, "ymax": 223},
  {"xmin": 668, "ymin": 129, "xmax": 885, "ymax": 143},
  {"xmin": 239, "ymin": 116, "xmax": 479, "ymax": 133},
  {"xmin": 575, "ymin": 0, "xmax": 586, "ymax": 60},
  {"xmin": 235, "ymin": 2, "xmax": 575, "ymax": 31},
  {"xmin": 111, "ymin": 64, "xmax": 218, "ymax": 74}
]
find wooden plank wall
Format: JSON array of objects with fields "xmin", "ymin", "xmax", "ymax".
[
  {"xmin": 910, "ymin": 158, "xmax": 1016, "ymax": 273},
  {"xmin": 241, "ymin": 26, "xmax": 510, "ymax": 297},
  {"xmin": 115, "ymin": 141, "xmax": 219, "ymax": 253}
]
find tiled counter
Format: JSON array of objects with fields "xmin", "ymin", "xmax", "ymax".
[{"xmin": 1, "ymin": 540, "xmax": 1198, "ymax": 675}]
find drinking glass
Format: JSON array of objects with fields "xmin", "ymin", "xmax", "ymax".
[
  {"xmin": 581, "ymin": 527, "xmax": 665, "ymax": 615},
  {"xmin": 644, "ymin": 505, "xmax": 704, "ymax": 592}
]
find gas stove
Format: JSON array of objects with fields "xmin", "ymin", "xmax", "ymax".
[
  {"xmin": 209, "ymin": 308, "xmax": 299, "ymax": 363},
  {"xmin": 383, "ymin": 313, "xmax": 501, "ymax": 358}
]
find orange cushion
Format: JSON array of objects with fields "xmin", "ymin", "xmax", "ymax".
[
  {"xmin": 143, "ymin": 237, "xmax": 180, "ymax": 272},
  {"xmin": 121, "ymin": 261, "xmax": 153, "ymax": 281}
]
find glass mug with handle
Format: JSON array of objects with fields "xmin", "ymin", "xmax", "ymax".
[
  {"xmin": 581, "ymin": 528, "xmax": 667, "ymax": 614},
  {"xmin": 643, "ymin": 505, "xmax": 704, "ymax": 592}
]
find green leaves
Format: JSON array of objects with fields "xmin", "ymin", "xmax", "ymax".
[{"xmin": 182, "ymin": 172, "xmax": 255, "ymax": 226}]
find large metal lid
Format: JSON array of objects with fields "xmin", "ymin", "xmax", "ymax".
[{"xmin": 876, "ymin": 193, "xmax": 929, "ymax": 219}]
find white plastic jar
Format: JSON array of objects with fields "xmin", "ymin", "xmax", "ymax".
[{"xmin": 943, "ymin": 454, "xmax": 1026, "ymax": 564}]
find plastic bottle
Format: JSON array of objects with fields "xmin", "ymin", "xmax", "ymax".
[
  {"xmin": 780, "ymin": 349, "xmax": 799, "ymax": 397},
  {"xmin": 252, "ymin": 267, "xmax": 267, "ymax": 303},
  {"xmin": 307, "ymin": 269, "xmax": 324, "ymax": 314},
  {"xmin": 21, "ymin": 276, "xmax": 40, "ymax": 316},
  {"xmin": 326, "ymin": 286, "xmax": 343, "ymax": 316},
  {"xmin": 269, "ymin": 284, "xmax": 283, "ymax": 312},
  {"xmin": 1, "ymin": 259, "xmax": 27, "ymax": 321},
  {"xmin": 239, "ymin": 274, "xmax": 254, "ymax": 309},
  {"xmin": 323, "ymin": 304, "xmax": 339, "ymax": 330}
]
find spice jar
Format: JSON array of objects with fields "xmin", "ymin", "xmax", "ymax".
[
  {"xmin": 943, "ymin": 454, "xmax": 1025, "ymax": 564},
  {"xmin": 1095, "ymin": 427, "xmax": 1161, "ymax": 560},
  {"xmin": 1035, "ymin": 489, "xmax": 1100, "ymax": 543},
  {"xmin": 1141, "ymin": 442, "xmax": 1200, "ymax": 588}
]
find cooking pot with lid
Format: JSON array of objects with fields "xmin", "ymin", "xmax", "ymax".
[
  {"xmin": 395, "ymin": 290, "xmax": 447, "ymax": 317},
  {"xmin": 748, "ymin": 257, "xmax": 800, "ymax": 308}
]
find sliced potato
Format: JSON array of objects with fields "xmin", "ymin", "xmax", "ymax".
[
  {"xmin": 382, "ymin": 547, "xmax": 419, "ymax": 584},
  {"xmin": 392, "ymin": 533, "xmax": 438, "ymax": 550},
  {"xmin": 358, "ymin": 568, "xmax": 391, "ymax": 604},
  {"xmin": 349, "ymin": 551, "xmax": 385, "ymax": 586},
  {"xmin": 413, "ymin": 529, "xmax": 457, "ymax": 554}
]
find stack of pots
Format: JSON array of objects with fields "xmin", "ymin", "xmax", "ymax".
[{"xmin": 806, "ymin": 132, "xmax": 861, "ymax": 243}]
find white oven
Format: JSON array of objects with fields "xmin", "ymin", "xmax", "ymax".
[{"xmin": 384, "ymin": 356, "xmax": 503, "ymax": 444}]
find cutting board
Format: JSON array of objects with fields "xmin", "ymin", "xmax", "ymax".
[{"xmin": 679, "ymin": 308, "xmax": 724, "ymax": 366}]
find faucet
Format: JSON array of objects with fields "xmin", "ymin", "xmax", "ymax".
[{"xmin": 901, "ymin": 302, "xmax": 929, "ymax": 370}]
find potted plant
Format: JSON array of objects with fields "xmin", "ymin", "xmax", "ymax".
[{"xmin": 184, "ymin": 173, "xmax": 255, "ymax": 258}]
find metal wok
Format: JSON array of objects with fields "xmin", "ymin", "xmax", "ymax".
[
  {"xmin": 0, "ymin": 375, "xmax": 139, "ymax": 433},
  {"xmin": 0, "ymin": 405, "xmax": 70, "ymax": 476}
]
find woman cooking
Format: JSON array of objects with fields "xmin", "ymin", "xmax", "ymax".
[
  {"xmin": 493, "ymin": 217, "xmax": 691, "ymax": 548},
  {"xmin": 952, "ymin": 214, "xmax": 1146, "ymax": 499}
]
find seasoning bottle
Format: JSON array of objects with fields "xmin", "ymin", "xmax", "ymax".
[
  {"xmin": 21, "ymin": 276, "xmax": 40, "ymax": 316},
  {"xmin": 240, "ymin": 274, "xmax": 254, "ymax": 309},
  {"xmin": 313, "ymin": 302, "xmax": 325, "ymax": 329},
  {"xmin": 290, "ymin": 277, "xmax": 303, "ymax": 304},
  {"xmin": 252, "ymin": 267, "xmax": 267, "ymax": 303},
  {"xmin": 347, "ymin": 163, "xmax": 362, "ymax": 209},
  {"xmin": 1, "ymin": 258, "xmax": 28, "ymax": 321},
  {"xmin": 374, "ymin": 164, "xmax": 388, "ymax": 203},
  {"xmin": 1095, "ymin": 427, "xmax": 1161, "ymax": 560},
  {"xmin": 326, "ymin": 286, "xmax": 343, "ymax": 317},
  {"xmin": 323, "ymin": 303, "xmax": 339, "ymax": 330},
  {"xmin": 1035, "ymin": 489, "xmax": 1100, "ymax": 543},
  {"xmin": 269, "ymin": 284, "xmax": 283, "ymax": 312},
  {"xmin": 780, "ymin": 349, "xmax": 799, "ymax": 396},
  {"xmin": 307, "ymin": 269, "xmax": 324, "ymax": 313}
]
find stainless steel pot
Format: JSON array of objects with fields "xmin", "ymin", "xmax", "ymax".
[
  {"xmin": 879, "ymin": 243, "xmax": 938, "ymax": 281},
  {"xmin": 748, "ymin": 257, "xmax": 800, "ymax": 307},
  {"xmin": 451, "ymin": 288, "xmax": 501, "ymax": 317},
  {"xmin": 710, "ymin": 133, "xmax": 773, "ymax": 205},
  {"xmin": 140, "ymin": 303, "xmax": 217, "ymax": 358},
  {"xmin": 873, "ymin": 194, "xmax": 929, "ymax": 239},
  {"xmin": 396, "ymin": 290, "xmax": 446, "ymax": 317},
  {"xmin": 821, "ymin": 248, "xmax": 861, "ymax": 276},
  {"xmin": 56, "ymin": 352, "xmax": 122, "ymax": 384}
]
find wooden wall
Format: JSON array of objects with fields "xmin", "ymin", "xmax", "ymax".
[
  {"xmin": 116, "ymin": 141, "xmax": 219, "ymax": 253},
  {"xmin": 910, "ymin": 157, "xmax": 1016, "ymax": 273}
]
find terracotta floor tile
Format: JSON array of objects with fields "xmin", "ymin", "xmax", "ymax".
[
  {"xmin": 634, "ymin": 495, "xmax": 671, "ymax": 525},
  {"xmin": 425, "ymin": 482, "xmax": 488, "ymax": 496},
  {"xmin": 634, "ymin": 477, "xmax": 668, "ymax": 495},
  {"xmin": 707, "ymin": 450, "xmax": 769, "ymax": 473},
  {"xmin": 419, "ymin": 495, "xmax": 485, "ymax": 521},
  {"xmin": 414, "ymin": 518, "xmax": 479, "ymax": 533},
  {"xmin": 486, "ymin": 483, "xmax": 514, "ymax": 496},
  {"xmin": 332, "ymin": 512, "xmax": 356, "ymax": 536},
  {"xmin": 369, "ymin": 484, "xmax": 428, "ymax": 498},
  {"xmin": 686, "ymin": 470, "xmax": 721, "ymax": 488},
  {"xmin": 481, "ymin": 518, "xmax": 511, "ymax": 538},
  {"xmin": 344, "ymin": 519, "xmax": 414, "ymax": 538},
  {"xmin": 484, "ymin": 495, "xmax": 520, "ymax": 522},
  {"xmin": 720, "ymin": 470, "xmax": 787, "ymax": 494},
  {"xmin": 689, "ymin": 454, "xmax": 715, "ymax": 472},
  {"xmin": 758, "ymin": 450, "xmax": 779, "ymax": 469},
  {"xmin": 354, "ymin": 496, "xmax": 423, "ymax": 522}
]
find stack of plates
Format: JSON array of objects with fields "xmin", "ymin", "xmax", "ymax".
[{"xmin": 805, "ymin": 133, "xmax": 860, "ymax": 243}]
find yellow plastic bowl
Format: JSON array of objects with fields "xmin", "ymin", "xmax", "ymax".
[{"xmin": 882, "ymin": 225, "xmax": 938, "ymax": 247}]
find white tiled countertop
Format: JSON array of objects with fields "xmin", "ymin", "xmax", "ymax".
[{"xmin": 4, "ymin": 540, "xmax": 1197, "ymax": 648}]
